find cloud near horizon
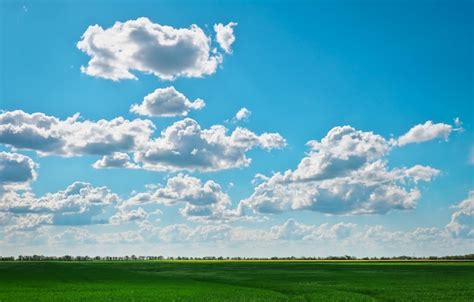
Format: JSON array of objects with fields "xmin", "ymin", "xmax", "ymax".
[{"xmin": 239, "ymin": 125, "xmax": 441, "ymax": 216}]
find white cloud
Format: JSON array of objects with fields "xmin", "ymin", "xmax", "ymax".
[
  {"xmin": 135, "ymin": 118, "xmax": 286, "ymax": 172},
  {"xmin": 2, "ymin": 215, "xmax": 472, "ymax": 256},
  {"xmin": 135, "ymin": 218, "xmax": 358, "ymax": 244},
  {"xmin": 130, "ymin": 86, "xmax": 205, "ymax": 117},
  {"xmin": 0, "ymin": 152, "xmax": 37, "ymax": 188},
  {"xmin": 403, "ymin": 165, "xmax": 440, "ymax": 183},
  {"xmin": 214, "ymin": 22, "xmax": 237, "ymax": 54},
  {"xmin": 125, "ymin": 174, "xmax": 234, "ymax": 221},
  {"xmin": 268, "ymin": 219, "xmax": 356, "ymax": 241},
  {"xmin": 0, "ymin": 182, "xmax": 119, "ymax": 226},
  {"xmin": 77, "ymin": 17, "xmax": 225, "ymax": 81},
  {"xmin": 57, "ymin": 228, "xmax": 144, "ymax": 245},
  {"xmin": 100, "ymin": 231, "xmax": 144, "ymax": 244},
  {"xmin": 1, "ymin": 110, "xmax": 284, "ymax": 173},
  {"xmin": 110, "ymin": 207, "xmax": 148, "ymax": 224},
  {"xmin": 5, "ymin": 214, "xmax": 53, "ymax": 232},
  {"xmin": 235, "ymin": 107, "xmax": 251, "ymax": 121},
  {"xmin": 239, "ymin": 125, "xmax": 439, "ymax": 215},
  {"xmin": 292, "ymin": 126, "xmax": 391, "ymax": 182},
  {"xmin": 446, "ymin": 191, "xmax": 474, "ymax": 238},
  {"xmin": 155, "ymin": 223, "xmax": 233, "ymax": 242},
  {"xmin": 398, "ymin": 121, "xmax": 454, "ymax": 146},
  {"xmin": 0, "ymin": 110, "xmax": 154, "ymax": 156},
  {"xmin": 92, "ymin": 152, "xmax": 138, "ymax": 169}
]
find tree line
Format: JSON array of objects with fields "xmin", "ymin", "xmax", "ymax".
[{"xmin": 0, "ymin": 254, "xmax": 473, "ymax": 261}]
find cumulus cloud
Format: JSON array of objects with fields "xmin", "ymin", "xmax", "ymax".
[
  {"xmin": 135, "ymin": 218, "xmax": 358, "ymax": 244},
  {"xmin": 125, "ymin": 174, "xmax": 235, "ymax": 221},
  {"xmin": 130, "ymin": 86, "xmax": 205, "ymax": 117},
  {"xmin": 110, "ymin": 207, "xmax": 148, "ymax": 224},
  {"xmin": 77, "ymin": 17, "xmax": 226, "ymax": 81},
  {"xmin": 92, "ymin": 152, "xmax": 138, "ymax": 169},
  {"xmin": 398, "ymin": 121, "xmax": 454, "ymax": 146},
  {"xmin": 235, "ymin": 107, "xmax": 251, "ymax": 121},
  {"xmin": 446, "ymin": 191, "xmax": 473, "ymax": 238},
  {"xmin": 268, "ymin": 219, "xmax": 356, "ymax": 241},
  {"xmin": 155, "ymin": 223, "xmax": 233, "ymax": 242},
  {"xmin": 0, "ymin": 152, "xmax": 37, "ymax": 188},
  {"xmin": 239, "ymin": 125, "xmax": 440, "ymax": 215},
  {"xmin": 135, "ymin": 118, "xmax": 286, "ymax": 172},
  {"xmin": 214, "ymin": 22, "xmax": 237, "ymax": 54},
  {"xmin": 0, "ymin": 182, "xmax": 119, "ymax": 226},
  {"xmin": 1, "ymin": 110, "xmax": 284, "ymax": 173},
  {"xmin": 0, "ymin": 110, "xmax": 154, "ymax": 157},
  {"xmin": 5, "ymin": 214, "xmax": 53, "ymax": 232}
]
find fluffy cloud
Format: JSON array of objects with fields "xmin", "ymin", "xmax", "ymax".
[
  {"xmin": 268, "ymin": 219, "xmax": 356, "ymax": 241},
  {"xmin": 0, "ymin": 152, "xmax": 37, "ymax": 188},
  {"xmin": 130, "ymin": 86, "xmax": 205, "ymax": 117},
  {"xmin": 398, "ymin": 121, "xmax": 454, "ymax": 146},
  {"xmin": 446, "ymin": 191, "xmax": 473, "ymax": 238},
  {"xmin": 110, "ymin": 207, "xmax": 148, "ymax": 224},
  {"xmin": 77, "ymin": 17, "xmax": 225, "ymax": 81},
  {"xmin": 5, "ymin": 214, "xmax": 53, "ymax": 232},
  {"xmin": 156, "ymin": 223, "xmax": 233, "ymax": 242},
  {"xmin": 0, "ymin": 110, "xmax": 154, "ymax": 156},
  {"xmin": 135, "ymin": 218, "xmax": 358, "ymax": 243},
  {"xmin": 135, "ymin": 118, "xmax": 286, "ymax": 172},
  {"xmin": 235, "ymin": 107, "xmax": 251, "ymax": 121},
  {"xmin": 239, "ymin": 125, "xmax": 439, "ymax": 215},
  {"xmin": 126, "ymin": 174, "xmax": 235, "ymax": 221},
  {"xmin": 92, "ymin": 152, "xmax": 138, "ymax": 169},
  {"xmin": 1, "ymin": 110, "xmax": 285, "ymax": 173},
  {"xmin": 0, "ymin": 182, "xmax": 119, "ymax": 226},
  {"xmin": 214, "ymin": 22, "xmax": 237, "ymax": 54}
]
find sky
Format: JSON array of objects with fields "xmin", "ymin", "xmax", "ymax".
[{"xmin": 0, "ymin": 0, "xmax": 472, "ymax": 257}]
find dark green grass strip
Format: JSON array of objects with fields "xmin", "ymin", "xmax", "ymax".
[{"xmin": 0, "ymin": 261, "xmax": 472, "ymax": 301}]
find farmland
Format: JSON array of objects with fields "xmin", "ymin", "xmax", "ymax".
[{"xmin": 0, "ymin": 261, "xmax": 472, "ymax": 301}]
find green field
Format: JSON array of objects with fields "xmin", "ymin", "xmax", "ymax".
[{"xmin": 0, "ymin": 261, "xmax": 472, "ymax": 301}]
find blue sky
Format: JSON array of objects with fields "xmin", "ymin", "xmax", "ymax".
[{"xmin": 0, "ymin": 0, "xmax": 472, "ymax": 257}]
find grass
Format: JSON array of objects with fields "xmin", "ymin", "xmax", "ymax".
[{"xmin": 0, "ymin": 261, "xmax": 472, "ymax": 301}]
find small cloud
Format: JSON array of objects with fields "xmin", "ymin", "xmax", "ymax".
[
  {"xmin": 130, "ymin": 86, "xmax": 205, "ymax": 117},
  {"xmin": 235, "ymin": 107, "xmax": 251, "ymax": 121},
  {"xmin": 398, "ymin": 121, "xmax": 454, "ymax": 146},
  {"xmin": 454, "ymin": 117, "xmax": 462, "ymax": 127},
  {"xmin": 213, "ymin": 22, "xmax": 238, "ymax": 54}
]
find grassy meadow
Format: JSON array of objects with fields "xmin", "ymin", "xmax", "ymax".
[{"xmin": 0, "ymin": 260, "xmax": 472, "ymax": 301}]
